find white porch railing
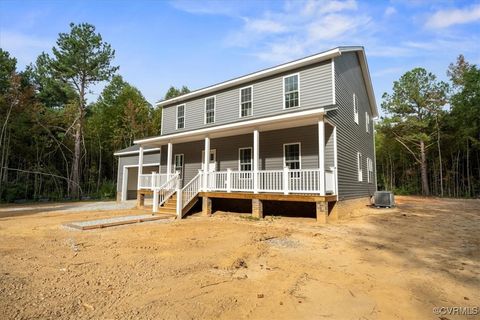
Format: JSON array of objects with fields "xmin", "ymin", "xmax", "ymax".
[
  {"xmin": 139, "ymin": 173, "xmax": 172, "ymax": 190},
  {"xmin": 158, "ymin": 173, "xmax": 179, "ymax": 206},
  {"xmin": 203, "ymin": 168, "xmax": 336, "ymax": 195},
  {"xmin": 181, "ymin": 171, "xmax": 203, "ymax": 209}
]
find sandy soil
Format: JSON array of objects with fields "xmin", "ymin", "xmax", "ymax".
[{"xmin": 0, "ymin": 196, "xmax": 479, "ymax": 320}]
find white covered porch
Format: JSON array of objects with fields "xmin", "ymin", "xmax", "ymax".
[{"xmin": 134, "ymin": 108, "xmax": 338, "ymax": 217}]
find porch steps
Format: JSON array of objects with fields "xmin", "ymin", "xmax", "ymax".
[
  {"xmin": 155, "ymin": 192, "xmax": 200, "ymax": 217},
  {"xmin": 157, "ymin": 194, "xmax": 177, "ymax": 215}
]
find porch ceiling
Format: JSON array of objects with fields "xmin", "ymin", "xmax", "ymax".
[{"xmin": 136, "ymin": 107, "xmax": 332, "ymax": 147}]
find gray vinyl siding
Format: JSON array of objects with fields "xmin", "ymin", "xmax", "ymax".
[
  {"xmin": 116, "ymin": 152, "xmax": 161, "ymax": 193},
  {"xmin": 160, "ymin": 141, "xmax": 203, "ymax": 186},
  {"xmin": 328, "ymin": 52, "xmax": 376, "ymax": 200},
  {"xmin": 158, "ymin": 125, "xmax": 323, "ymax": 185},
  {"xmin": 260, "ymin": 125, "xmax": 319, "ymax": 170},
  {"xmin": 161, "ymin": 60, "xmax": 333, "ymax": 135}
]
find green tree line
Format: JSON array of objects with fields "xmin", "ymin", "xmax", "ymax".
[
  {"xmin": 0, "ymin": 23, "xmax": 188, "ymax": 202},
  {"xmin": 0, "ymin": 22, "xmax": 478, "ymax": 202},
  {"xmin": 377, "ymin": 56, "xmax": 480, "ymax": 198}
]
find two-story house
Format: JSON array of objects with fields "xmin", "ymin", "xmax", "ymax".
[{"xmin": 114, "ymin": 46, "xmax": 378, "ymax": 222}]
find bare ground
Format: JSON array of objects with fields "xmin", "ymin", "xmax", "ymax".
[{"xmin": 0, "ymin": 196, "xmax": 479, "ymax": 319}]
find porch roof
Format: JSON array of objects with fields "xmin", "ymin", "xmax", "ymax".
[{"xmin": 135, "ymin": 107, "xmax": 332, "ymax": 147}]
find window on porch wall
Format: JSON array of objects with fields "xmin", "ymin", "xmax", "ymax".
[
  {"xmin": 239, "ymin": 147, "xmax": 252, "ymax": 181},
  {"xmin": 284, "ymin": 143, "xmax": 300, "ymax": 170},
  {"xmin": 239, "ymin": 148, "xmax": 252, "ymax": 171}
]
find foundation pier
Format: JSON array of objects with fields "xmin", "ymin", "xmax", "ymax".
[
  {"xmin": 202, "ymin": 196, "xmax": 212, "ymax": 216},
  {"xmin": 252, "ymin": 198, "xmax": 263, "ymax": 219},
  {"xmin": 316, "ymin": 201, "xmax": 328, "ymax": 223}
]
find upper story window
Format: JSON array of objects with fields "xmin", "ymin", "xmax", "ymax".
[
  {"xmin": 240, "ymin": 86, "xmax": 252, "ymax": 117},
  {"xmin": 176, "ymin": 104, "xmax": 185, "ymax": 130},
  {"xmin": 357, "ymin": 152, "xmax": 363, "ymax": 182},
  {"xmin": 365, "ymin": 112, "xmax": 370, "ymax": 133},
  {"xmin": 284, "ymin": 74, "xmax": 299, "ymax": 109},
  {"xmin": 353, "ymin": 93, "xmax": 359, "ymax": 124},
  {"xmin": 239, "ymin": 147, "xmax": 252, "ymax": 171},
  {"xmin": 284, "ymin": 143, "xmax": 301, "ymax": 169},
  {"xmin": 205, "ymin": 96, "xmax": 215, "ymax": 124}
]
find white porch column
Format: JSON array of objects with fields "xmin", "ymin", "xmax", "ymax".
[
  {"xmin": 137, "ymin": 146, "xmax": 144, "ymax": 189},
  {"xmin": 318, "ymin": 117, "xmax": 325, "ymax": 195},
  {"xmin": 166, "ymin": 142, "xmax": 172, "ymax": 176},
  {"xmin": 203, "ymin": 136, "xmax": 210, "ymax": 191},
  {"xmin": 253, "ymin": 129, "xmax": 259, "ymax": 194}
]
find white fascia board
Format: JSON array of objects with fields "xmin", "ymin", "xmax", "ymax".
[
  {"xmin": 134, "ymin": 107, "xmax": 327, "ymax": 145},
  {"xmin": 155, "ymin": 48, "xmax": 342, "ymax": 107},
  {"xmin": 113, "ymin": 147, "xmax": 161, "ymax": 156},
  {"xmin": 354, "ymin": 49, "xmax": 378, "ymax": 118}
]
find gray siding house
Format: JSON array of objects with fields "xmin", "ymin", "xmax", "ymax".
[{"xmin": 115, "ymin": 46, "xmax": 378, "ymax": 221}]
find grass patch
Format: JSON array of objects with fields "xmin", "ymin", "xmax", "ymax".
[{"xmin": 239, "ymin": 215, "xmax": 261, "ymax": 221}]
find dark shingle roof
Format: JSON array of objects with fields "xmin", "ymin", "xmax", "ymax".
[{"xmin": 114, "ymin": 145, "xmax": 159, "ymax": 156}]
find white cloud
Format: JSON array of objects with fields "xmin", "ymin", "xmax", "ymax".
[
  {"xmin": 169, "ymin": 0, "xmax": 243, "ymax": 16},
  {"xmin": 425, "ymin": 4, "xmax": 480, "ymax": 28},
  {"xmin": 308, "ymin": 14, "xmax": 370, "ymax": 41},
  {"xmin": 244, "ymin": 18, "xmax": 287, "ymax": 33},
  {"xmin": 223, "ymin": 0, "xmax": 372, "ymax": 63},
  {"xmin": 384, "ymin": 6, "xmax": 397, "ymax": 16}
]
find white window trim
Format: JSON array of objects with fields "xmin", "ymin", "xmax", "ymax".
[
  {"xmin": 365, "ymin": 111, "xmax": 370, "ymax": 133},
  {"xmin": 353, "ymin": 93, "xmax": 359, "ymax": 124},
  {"xmin": 204, "ymin": 95, "xmax": 216, "ymax": 124},
  {"xmin": 283, "ymin": 73, "xmax": 301, "ymax": 109},
  {"xmin": 238, "ymin": 147, "xmax": 253, "ymax": 171},
  {"xmin": 176, "ymin": 104, "xmax": 185, "ymax": 130},
  {"xmin": 357, "ymin": 152, "xmax": 363, "ymax": 182},
  {"xmin": 239, "ymin": 85, "xmax": 253, "ymax": 118},
  {"xmin": 283, "ymin": 142, "xmax": 302, "ymax": 169}
]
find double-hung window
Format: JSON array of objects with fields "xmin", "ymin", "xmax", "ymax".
[
  {"xmin": 176, "ymin": 104, "xmax": 185, "ymax": 129},
  {"xmin": 367, "ymin": 157, "xmax": 373, "ymax": 183},
  {"xmin": 284, "ymin": 74, "xmax": 299, "ymax": 108},
  {"xmin": 205, "ymin": 96, "xmax": 215, "ymax": 124},
  {"xmin": 240, "ymin": 86, "xmax": 252, "ymax": 117},
  {"xmin": 357, "ymin": 152, "xmax": 363, "ymax": 182},
  {"xmin": 353, "ymin": 93, "xmax": 359, "ymax": 124},
  {"xmin": 284, "ymin": 143, "xmax": 301, "ymax": 170},
  {"xmin": 239, "ymin": 148, "xmax": 252, "ymax": 171}
]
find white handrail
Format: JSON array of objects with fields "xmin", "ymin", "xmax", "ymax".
[
  {"xmin": 158, "ymin": 173, "xmax": 179, "ymax": 207},
  {"xmin": 181, "ymin": 172, "xmax": 203, "ymax": 209}
]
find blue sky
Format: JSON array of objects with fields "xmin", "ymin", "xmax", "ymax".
[{"xmin": 1, "ymin": 0, "xmax": 479, "ymax": 113}]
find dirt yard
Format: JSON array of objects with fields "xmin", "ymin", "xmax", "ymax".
[{"xmin": 0, "ymin": 196, "xmax": 479, "ymax": 320}]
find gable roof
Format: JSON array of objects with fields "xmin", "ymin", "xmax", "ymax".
[{"xmin": 156, "ymin": 46, "xmax": 378, "ymax": 117}]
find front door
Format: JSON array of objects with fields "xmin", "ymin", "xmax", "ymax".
[
  {"xmin": 201, "ymin": 149, "xmax": 217, "ymax": 171},
  {"xmin": 174, "ymin": 154, "xmax": 184, "ymax": 184}
]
